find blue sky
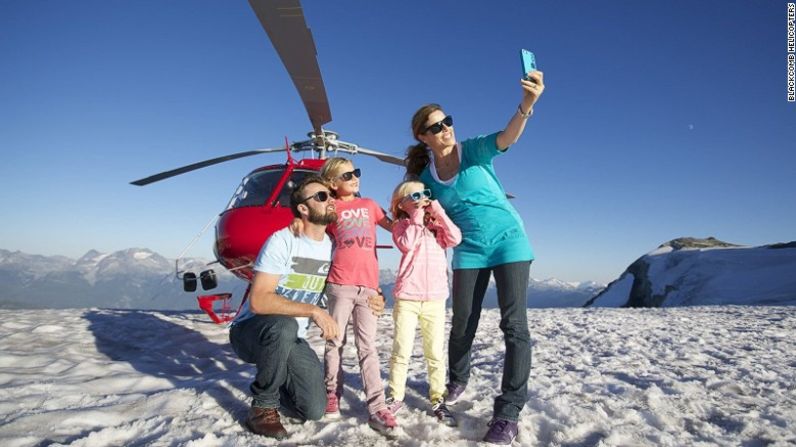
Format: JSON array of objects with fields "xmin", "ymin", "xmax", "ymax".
[{"xmin": 1, "ymin": 0, "xmax": 794, "ymax": 283}]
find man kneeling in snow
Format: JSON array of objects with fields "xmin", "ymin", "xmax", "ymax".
[{"xmin": 229, "ymin": 175, "xmax": 385, "ymax": 439}]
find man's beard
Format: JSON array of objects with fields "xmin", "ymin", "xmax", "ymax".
[{"xmin": 307, "ymin": 206, "xmax": 337, "ymax": 226}]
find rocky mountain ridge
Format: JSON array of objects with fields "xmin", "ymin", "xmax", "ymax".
[
  {"xmin": 585, "ymin": 237, "xmax": 796, "ymax": 307},
  {"xmin": 0, "ymin": 248, "xmax": 239, "ymax": 310},
  {"xmin": 0, "ymin": 248, "xmax": 604, "ymax": 310}
]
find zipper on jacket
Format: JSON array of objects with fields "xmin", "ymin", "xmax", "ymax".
[{"xmin": 425, "ymin": 225, "xmax": 429, "ymax": 301}]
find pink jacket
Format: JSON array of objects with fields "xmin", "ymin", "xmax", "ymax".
[{"xmin": 392, "ymin": 200, "xmax": 462, "ymax": 301}]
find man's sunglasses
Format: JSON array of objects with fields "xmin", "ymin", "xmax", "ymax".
[
  {"xmin": 403, "ymin": 189, "xmax": 432, "ymax": 202},
  {"xmin": 299, "ymin": 190, "xmax": 331, "ymax": 204},
  {"xmin": 424, "ymin": 115, "xmax": 453, "ymax": 135},
  {"xmin": 337, "ymin": 168, "xmax": 361, "ymax": 181}
]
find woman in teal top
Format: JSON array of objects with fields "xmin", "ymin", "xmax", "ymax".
[{"xmin": 404, "ymin": 70, "xmax": 545, "ymax": 445}]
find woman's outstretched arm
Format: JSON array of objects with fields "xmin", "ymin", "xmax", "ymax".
[{"xmin": 496, "ymin": 70, "xmax": 545, "ymax": 150}]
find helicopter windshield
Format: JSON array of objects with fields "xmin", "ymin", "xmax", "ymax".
[{"xmin": 225, "ymin": 168, "xmax": 317, "ymax": 210}]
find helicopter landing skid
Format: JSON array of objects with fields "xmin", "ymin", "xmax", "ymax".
[{"xmin": 197, "ymin": 293, "xmax": 234, "ymax": 324}]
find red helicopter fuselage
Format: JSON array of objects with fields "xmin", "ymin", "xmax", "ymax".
[{"xmin": 214, "ymin": 157, "xmax": 326, "ymax": 281}]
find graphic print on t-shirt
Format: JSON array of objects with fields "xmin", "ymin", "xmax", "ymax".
[
  {"xmin": 277, "ymin": 256, "xmax": 330, "ymax": 306},
  {"xmin": 335, "ymin": 207, "xmax": 374, "ymax": 250}
]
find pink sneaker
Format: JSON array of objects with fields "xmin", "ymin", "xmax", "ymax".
[
  {"xmin": 386, "ymin": 397, "xmax": 404, "ymax": 415},
  {"xmin": 368, "ymin": 409, "xmax": 398, "ymax": 435},
  {"xmin": 324, "ymin": 393, "xmax": 340, "ymax": 420}
]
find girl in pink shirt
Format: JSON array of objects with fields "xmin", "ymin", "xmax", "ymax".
[
  {"xmin": 317, "ymin": 157, "xmax": 396, "ymax": 435},
  {"xmin": 386, "ymin": 179, "xmax": 461, "ymax": 426}
]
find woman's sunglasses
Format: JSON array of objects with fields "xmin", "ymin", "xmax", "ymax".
[
  {"xmin": 299, "ymin": 190, "xmax": 331, "ymax": 204},
  {"xmin": 424, "ymin": 115, "xmax": 453, "ymax": 135},
  {"xmin": 336, "ymin": 168, "xmax": 361, "ymax": 181},
  {"xmin": 403, "ymin": 189, "xmax": 432, "ymax": 202}
]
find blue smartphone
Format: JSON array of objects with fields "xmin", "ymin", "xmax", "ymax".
[{"xmin": 520, "ymin": 49, "xmax": 537, "ymax": 81}]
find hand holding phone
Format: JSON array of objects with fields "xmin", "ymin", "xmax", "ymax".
[{"xmin": 520, "ymin": 49, "xmax": 537, "ymax": 82}]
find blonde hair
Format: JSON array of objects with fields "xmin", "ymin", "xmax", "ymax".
[
  {"xmin": 390, "ymin": 180, "xmax": 425, "ymax": 220},
  {"xmin": 405, "ymin": 103, "xmax": 443, "ymax": 178},
  {"xmin": 319, "ymin": 157, "xmax": 353, "ymax": 182}
]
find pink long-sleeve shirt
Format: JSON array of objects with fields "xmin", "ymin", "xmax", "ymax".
[{"xmin": 392, "ymin": 200, "xmax": 462, "ymax": 301}]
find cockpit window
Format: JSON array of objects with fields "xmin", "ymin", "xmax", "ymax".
[
  {"xmin": 277, "ymin": 169, "xmax": 318, "ymax": 207},
  {"xmin": 225, "ymin": 170, "xmax": 283, "ymax": 209},
  {"xmin": 225, "ymin": 168, "xmax": 317, "ymax": 210}
]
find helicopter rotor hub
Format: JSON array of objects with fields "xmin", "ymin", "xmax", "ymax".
[{"xmin": 293, "ymin": 130, "xmax": 359, "ymax": 159}]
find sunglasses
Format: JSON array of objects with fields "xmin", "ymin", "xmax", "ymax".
[
  {"xmin": 424, "ymin": 115, "xmax": 453, "ymax": 135},
  {"xmin": 403, "ymin": 189, "xmax": 432, "ymax": 202},
  {"xmin": 299, "ymin": 190, "xmax": 331, "ymax": 204},
  {"xmin": 336, "ymin": 168, "xmax": 361, "ymax": 181}
]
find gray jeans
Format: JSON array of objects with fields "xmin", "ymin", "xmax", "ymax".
[
  {"xmin": 229, "ymin": 315, "xmax": 326, "ymax": 420},
  {"xmin": 448, "ymin": 261, "xmax": 532, "ymax": 421}
]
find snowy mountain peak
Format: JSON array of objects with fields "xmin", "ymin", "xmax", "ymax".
[
  {"xmin": 532, "ymin": 278, "xmax": 570, "ymax": 289},
  {"xmin": 657, "ymin": 236, "xmax": 740, "ymax": 251},
  {"xmin": 529, "ymin": 278, "xmax": 605, "ymax": 293},
  {"xmin": 576, "ymin": 280, "xmax": 605, "ymax": 291},
  {"xmin": 0, "ymin": 248, "xmax": 239, "ymax": 310},
  {"xmin": 133, "ymin": 251, "xmax": 154, "ymax": 260},
  {"xmin": 78, "ymin": 249, "xmax": 102, "ymax": 260},
  {"xmin": 76, "ymin": 249, "xmax": 109, "ymax": 267},
  {"xmin": 0, "ymin": 249, "xmax": 73, "ymax": 278},
  {"xmin": 587, "ymin": 237, "xmax": 796, "ymax": 308},
  {"xmin": 109, "ymin": 247, "xmax": 159, "ymax": 260}
]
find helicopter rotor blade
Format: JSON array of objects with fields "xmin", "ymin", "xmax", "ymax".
[
  {"xmin": 248, "ymin": 0, "xmax": 331, "ymax": 136},
  {"xmin": 130, "ymin": 147, "xmax": 287, "ymax": 186},
  {"xmin": 354, "ymin": 147, "xmax": 405, "ymax": 167}
]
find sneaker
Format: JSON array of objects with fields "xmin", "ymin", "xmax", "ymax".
[
  {"xmin": 245, "ymin": 406, "xmax": 288, "ymax": 440},
  {"xmin": 431, "ymin": 401, "xmax": 458, "ymax": 427},
  {"xmin": 325, "ymin": 392, "xmax": 341, "ymax": 420},
  {"xmin": 444, "ymin": 382, "xmax": 466, "ymax": 404},
  {"xmin": 386, "ymin": 397, "xmax": 404, "ymax": 415},
  {"xmin": 368, "ymin": 409, "xmax": 398, "ymax": 435},
  {"xmin": 483, "ymin": 418, "xmax": 519, "ymax": 445}
]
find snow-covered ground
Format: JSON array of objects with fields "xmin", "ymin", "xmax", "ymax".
[{"xmin": 1, "ymin": 306, "xmax": 794, "ymax": 446}]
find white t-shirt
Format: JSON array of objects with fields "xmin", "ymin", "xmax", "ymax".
[{"xmin": 232, "ymin": 227, "xmax": 332, "ymax": 338}]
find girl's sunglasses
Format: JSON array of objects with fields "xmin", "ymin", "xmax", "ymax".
[
  {"xmin": 337, "ymin": 168, "xmax": 361, "ymax": 181},
  {"xmin": 424, "ymin": 115, "xmax": 453, "ymax": 135},
  {"xmin": 403, "ymin": 189, "xmax": 432, "ymax": 202},
  {"xmin": 299, "ymin": 190, "xmax": 331, "ymax": 204}
]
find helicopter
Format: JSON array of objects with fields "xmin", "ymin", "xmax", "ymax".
[{"xmin": 131, "ymin": 0, "xmax": 403, "ymax": 323}]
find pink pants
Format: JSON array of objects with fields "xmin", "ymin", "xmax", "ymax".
[{"xmin": 323, "ymin": 282, "xmax": 386, "ymax": 415}]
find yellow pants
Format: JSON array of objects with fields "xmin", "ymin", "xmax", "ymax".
[{"xmin": 388, "ymin": 299, "xmax": 446, "ymax": 403}]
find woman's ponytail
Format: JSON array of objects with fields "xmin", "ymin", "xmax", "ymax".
[
  {"xmin": 404, "ymin": 103, "xmax": 443, "ymax": 179},
  {"xmin": 404, "ymin": 142, "xmax": 429, "ymax": 179}
]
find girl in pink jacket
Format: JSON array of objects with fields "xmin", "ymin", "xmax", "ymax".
[{"xmin": 386, "ymin": 179, "xmax": 461, "ymax": 426}]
